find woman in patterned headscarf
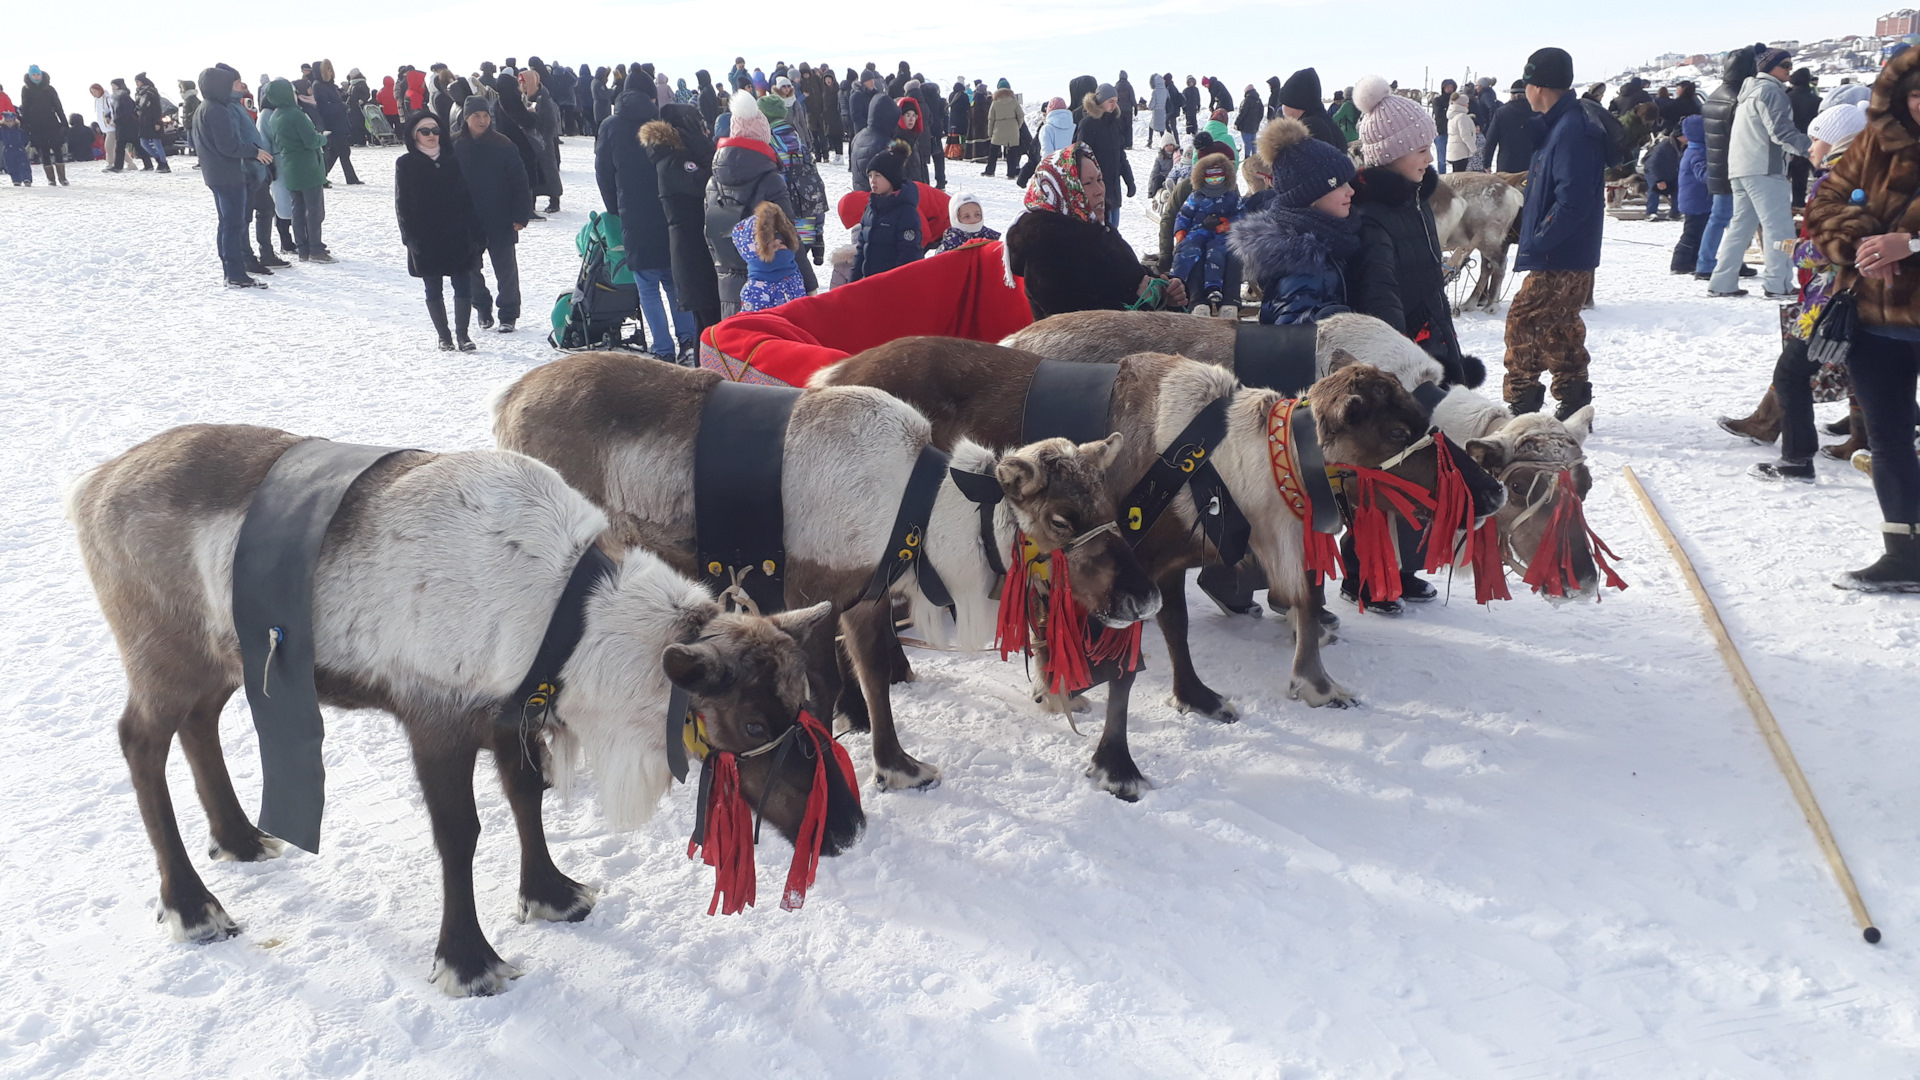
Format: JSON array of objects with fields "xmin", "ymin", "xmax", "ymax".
[{"xmin": 1003, "ymin": 145, "xmax": 1185, "ymax": 319}]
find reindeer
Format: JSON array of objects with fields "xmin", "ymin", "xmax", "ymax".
[
  {"xmin": 492, "ymin": 352, "xmax": 1160, "ymax": 795},
  {"xmin": 1432, "ymin": 171, "xmax": 1526, "ymax": 313},
  {"xmin": 816, "ymin": 339, "xmax": 1504, "ymax": 798},
  {"xmin": 68, "ymin": 424, "xmax": 861, "ymax": 997}
]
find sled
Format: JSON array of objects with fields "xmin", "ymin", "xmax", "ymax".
[{"xmin": 699, "ymin": 239, "xmax": 1034, "ymax": 387}]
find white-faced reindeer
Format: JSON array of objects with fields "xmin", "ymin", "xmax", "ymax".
[
  {"xmin": 69, "ymin": 424, "xmax": 862, "ymax": 996},
  {"xmin": 1432, "ymin": 171, "xmax": 1526, "ymax": 314}
]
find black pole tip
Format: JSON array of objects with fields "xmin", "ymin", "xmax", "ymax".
[{"xmin": 1864, "ymin": 926, "xmax": 1882, "ymax": 945}]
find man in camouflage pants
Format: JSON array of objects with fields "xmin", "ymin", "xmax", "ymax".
[{"xmin": 1504, "ymin": 47, "xmax": 1606, "ymax": 419}]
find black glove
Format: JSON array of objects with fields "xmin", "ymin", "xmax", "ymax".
[
  {"xmin": 811, "ymin": 245, "xmax": 824, "ymax": 266},
  {"xmin": 1124, "ymin": 179, "xmax": 1136, "ymax": 198}
]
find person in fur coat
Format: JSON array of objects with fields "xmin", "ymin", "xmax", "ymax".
[
  {"xmin": 1005, "ymin": 145, "xmax": 1185, "ymax": 318},
  {"xmin": 1344, "ymin": 75, "xmax": 1484, "ymax": 389},
  {"xmin": 1229, "ymin": 117, "xmax": 1359, "ymax": 325},
  {"xmin": 639, "ymin": 104, "xmax": 722, "ymax": 336},
  {"xmin": 394, "ymin": 112, "xmax": 484, "ymax": 350}
]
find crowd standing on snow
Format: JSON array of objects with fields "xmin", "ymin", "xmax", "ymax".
[{"xmin": 7, "ymin": 36, "xmax": 1916, "ymax": 591}]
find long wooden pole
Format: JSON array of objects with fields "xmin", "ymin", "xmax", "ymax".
[{"xmin": 1621, "ymin": 466, "xmax": 1880, "ymax": 943}]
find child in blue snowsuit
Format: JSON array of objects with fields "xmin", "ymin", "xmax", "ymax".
[
  {"xmin": 1170, "ymin": 150, "xmax": 1240, "ymax": 307},
  {"xmin": 733, "ymin": 202, "xmax": 808, "ymax": 312},
  {"xmin": 1, "ymin": 113, "xmax": 33, "ymax": 185}
]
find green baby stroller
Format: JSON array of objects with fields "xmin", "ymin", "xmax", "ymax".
[{"xmin": 549, "ymin": 211, "xmax": 646, "ymax": 352}]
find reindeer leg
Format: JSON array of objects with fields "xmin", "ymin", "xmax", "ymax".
[
  {"xmin": 1156, "ymin": 568, "xmax": 1235, "ymax": 721},
  {"xmin": 843, "ymin": 598, "xmax": 939, "ymax": 791},
  {"xmin": 1088, "ymin": 669, "xmax": 1150, "ymax": 801},
  {"xmin": 492, "ymin": 729, "xmax": 594, "ymax": 925},
  {"xmin": 411, "ymin": 726, "xmax": 520, "ymax": 996},
  {"xmin": 122, "ymin": 691, "xmax": 239, "ymax": 943},
  {"xmin": 1287, "ymin": 599, "xmax": 1354, "ymax": 708},
  {"xmin": 176, "ymin": 685, "xmax": 284, "ymax": 864}
]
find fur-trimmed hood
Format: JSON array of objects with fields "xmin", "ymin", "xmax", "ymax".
[
  {"xmin": 1865, "ymin": 41, "xmax": 1920, "ymax": 153},
  {"xmin": 639, "ymin": 118, "xmax": 681, "ymax": 149},
  {"xmin": 1229, "ymin": 203, "xmax": 1358, "ymax": 276}
]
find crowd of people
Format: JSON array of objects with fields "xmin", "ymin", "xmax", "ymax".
[{"xmin": 6, "ymin": 38, "xmax": 1914, "ymax": 591}]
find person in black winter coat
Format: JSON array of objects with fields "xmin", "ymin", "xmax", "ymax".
[
  {"xmin": 311, "ymin": 60, "xmax": 360, "ymax": 184},
  {"xmin": 1697, "ymin": 45, "xmax": 1758, "ymax": 279},
  {"xmin": 947, "ymin": 80, "xmax": 970, "ymax": 142},
  {"xmin": 1643, "ymin": 128, "xmax": 1681, "ymax": 219},
  {"xmin": 489, "ymin": 77, "xmax": 550, "ymax": 214},
  {"xmin": 598, "ymin": 88, "xmax": 693, "ymax": 356},
  {"xmin": 66, "ymin": 112, "xmax": 94, "ymax": 165},
  {"xmin": 1346, "ymin": 162, "xmax": 1479, "ymax": 387},
  {"xmin": 1115, "ymin": 71, "xmax": 1137, "ymax": 148},
  {"xmin": 1785, "ymin": 68, "xmax": 1820, "ymax": 208},
  {"xmin": 853, "ymin": 145, "xmax": 924, "ymax": 280},
  {"xmin": 641, "ymin": 104, "xmax": 722, "ymax": 336},
  {"xmin": 132, "ymin": 75, "xmax": 170, "ymax": 171},
  {"xmin": 849, "ymin": 93, "xmax": 900, "ymax": 190},
  {"xmin": 1430, "ymin": 79, "xmax": 1457, "ymax": 169},
  {"xmin": 1068, "ymin": 75, "xmax": 1098, "ymax": 123},
  {"xmin": 1234, "ymin": 86, "xmax": 1264, "ymax": 161},
  {"xmin": 394, "ymin": 112, "xmax": 484, "ymax": 350},
  {"xmin": 1480, "ymin": 81, "xmax": 1537, "ymax": 173},
  {"xmin": 107, "ymin": 79, "xmax": 149, "ymax": 171},
  {"xmin": 19, "ymin": 68, "xmax": 67, "ymax": 185},
  {"xmin": 849, "ymin": 70, "xmax": 881, "ymax": 147},
  {"xmin": 452, "ymin": 96, "xmax": 532, "ymax": 331},
  {"xmin": 1207, "ymin": 77, "xmax": 1233, "ymax": 115},
  {"xmin": 915, "ymin": 81, "xmax": 949, "ymax": 187},
  {"xmin": 1181, "ymin": 76, "xmax": 1201, "ymax": 134},
  {"xmin": 1277, "ymin": 68, "xmax": 1345, "ymax": 150},
  {"xmin": 707, "ymin": 103, "xmax": 800, "ymax": 316},
  {"xmin": 1077, "ymin": 84, "xmax": 1136, "ymax": 226}
]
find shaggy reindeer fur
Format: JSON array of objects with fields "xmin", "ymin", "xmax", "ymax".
[
  {"xmin": 1002, "ymin": 310, "xmax": 1445, "ymax": 392},
  {"xmin": 493, "ymin": 352, "xmax": 1157, "ymax": 794},
  {"xmin": 68, "ymin": 424, "xmax": 855, "ymax": 997},
  {"xmin": 817, "ymin": 338, "xmax": 1462, "ymax": 797},
  {"xmin": 1431, "ymin": 172, "xmax": 1526, "ymax": 313}
]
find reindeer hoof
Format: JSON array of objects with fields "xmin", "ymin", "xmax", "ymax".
[
  {"xmin": 161, "ymin": 897, "xmax": 240, "ymax": 944},
  {"xmin": 1088, "ymin": 762, "xmax": 1153, "ymax": 802},
  {"xmin": 1289, "ymin": 677, "xmax": 1356, "ymax": 708},
  {"xmin": 833, "ymin": 711, "xmax": 872, "ymax": 736},
  {"xmin": 208, "ymin": 831, "xmax": 285, "ymax": 863},
  {"xmin": 1168, "ymin": 691, "xmax": 1238, "ymax": 722},
  {"xmin": 431, "ymin": 952, "xmax": 524, "ymax": 997},
  {"xmin": 516, "ymin": 877, "xmax": 597, "ymax": 924},
  {"xmin": 873, "ymin": 758, "xmax": 941, "ymax": 792}
]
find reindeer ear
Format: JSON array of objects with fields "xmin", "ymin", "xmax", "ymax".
[
  {"xmin": 1463, "ymin": 437, "xmax": 1510, "ymax": 472},
  {"xmin": 1079, "ymin": 431, "xmax": 1124, "ymax": 471},
  {"xmin": 995, "ymin": 453, "xmax": 1046, "ymax": 501},
  {"xmin": 662, "ymin": 643, "xmax": 724, "ymax": 696},
  {"xmin": 1562, "ymin": 405, "xmax": 1594, "ymax": 445},
  {"xmin": 768, "ymin": 600, "xmax": 836, "ymax": 650}
]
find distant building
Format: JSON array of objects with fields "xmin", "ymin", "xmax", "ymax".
[{"xmin": 1879, "ymin": 9, "xmax": 1920, "ymax": 36}]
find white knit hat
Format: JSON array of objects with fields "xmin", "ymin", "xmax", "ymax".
[
  {"xmin": 1353, "ymin": 74, "xmax": 1436, "ymax": 167},
  {"xmin": 1806, "ymin": 103, "xmax": 1865, "ymax": 151}
]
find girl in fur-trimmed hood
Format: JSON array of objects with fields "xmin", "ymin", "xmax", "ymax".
[{"xmin": 1230, "ymin": 117, "xmax": 1359, "ymax": 325}]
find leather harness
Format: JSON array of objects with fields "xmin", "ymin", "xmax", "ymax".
[{"xmin": 1232, "ymin": 321, "xmax": 1320, "ymax": 396}]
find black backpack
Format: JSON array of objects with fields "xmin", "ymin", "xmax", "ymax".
[{"xmin": 1579, "ymin": 97, "xmax": 1628, "ymax": 168}]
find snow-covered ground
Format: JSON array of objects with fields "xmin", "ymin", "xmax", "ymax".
[{"xmin": 4, "ymin": 135, "xmax": 1920, "ymax": 1080}]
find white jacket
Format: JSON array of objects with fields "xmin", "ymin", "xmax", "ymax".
[
  {"xmin": 1446, "ymin": 103, "xmax": 1476, "ymax": 154},
  {"xmin": 94, "ymin": 93, "xmax": 114, "ymax": 132}
]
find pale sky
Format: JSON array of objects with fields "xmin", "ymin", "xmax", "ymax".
[{"xmin": 0, "ymin": 1, "xmax": 1890, "ymax": 106}]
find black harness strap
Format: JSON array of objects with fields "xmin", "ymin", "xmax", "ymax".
[
  {"xmin": 860, "ymin": 444, "xmax": 955, "ymax": 609},
  {"xmin": 665, "ymin": 684, "xmax": 692, "ymax": 784},
  {"xmin": 1021, "ymin": 359, "xmax": 1120, "ymax": 446},
  {"xmin": 1232, "ymin": 321, "xmax": 1319, "ymax": 395},
  {"xmin": 495, "ymin": 544, "xmax": 620, "ymax": 734},
  {"xmin": 233, "ymin": 438, "xmax": 409, "ymax": 855},
  {"xmin": 695, "ymin": 381, "xmax": 802, "ymax": 615},
  {"xmin": 948, "ymin": 466, "xmax": 1007, "ymax": 599},
  {"xmin": 1190, "ymin": 460, "xmax": 1253, "ymax": 567},
  {"xmin": 1411, "ymin": 381, "xmax": 1448, "ymax": 420},
  {"xmin": 1292, "ymin": 400, "xmax": 1343, "ymax": 534},
  {"xmin": 1118, "ymin": 395, "xmax": 1231, "ymax": 548}
]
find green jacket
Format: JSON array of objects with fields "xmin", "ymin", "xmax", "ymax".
[
  {"xmin": 263, "ymin": 78, "xmax": 325, "ymax": 191},
  {"xmin": 1332, "ymin": 99, "xmax": 1360, "ymax": 143}
]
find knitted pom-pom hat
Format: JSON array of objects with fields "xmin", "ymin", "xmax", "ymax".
[
  {"xmin": 1257, "ymin": 117, "xmax": 1356, "ymax": 209},
  {"xmin": 1354, "ymin": 74, "xmax": 1436, "ymax": 167},
  {"xmin": 729, "ymin": 88, "xmax": 771, "ymax": 143}
]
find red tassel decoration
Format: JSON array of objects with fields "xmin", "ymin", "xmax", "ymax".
[
  {"xmin": 1042, "ymin": 550, "xmax": 1094, "ymax": 696},
  {"xmin": 688, "ymin": 753, "xmax": 756, "ymax": 916},
  {"xmin": 1421, "ymin": 437, "xmax": 1472, "ymax": 575},
  {"xmin": 1470, "ymin": 517, "xmax": 1512, "ymax": 603},
  {"xmin": 1087, "ymin": 621, "xmax": 1143, "ymax": 669},
  {"xmin": 1520, "ymin": 470, "xmax": 1628, "ymax": 598},
  {"xmin": 780, "ymin": 709, "xmax": 858, "ymax": 911},
  {"xmin": 1340, "ymin": 466, "xmax": 1434, "ymax": 608},
  {"xmin": 992, "ymin": 533, "xmax": 1031, "ymax": 662}
]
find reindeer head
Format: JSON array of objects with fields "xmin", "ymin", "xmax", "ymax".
[
  {"xmin": 1463, "ymin": 407, "xmax": 1598, "ymax": 599},
  {"xmin": 1311, "ymin": 364, "xmax": 1507, "ymax": 529},
  {"xmin": 995, "ymin": 434, "xmax": 1161, "ymax": 627},
  {"xmin": 662, "ymin": 602, "xmax": 864, "ymax": 856}
]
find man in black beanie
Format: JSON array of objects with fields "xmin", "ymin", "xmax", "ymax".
[{"xmin": 1503, "ymin": 46, "xmax": 1607, "ymax": 420}]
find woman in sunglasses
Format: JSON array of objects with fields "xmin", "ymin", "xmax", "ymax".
[{"xmin": 394, "ymin": 112, "xmax": 486, "ymax": 350}]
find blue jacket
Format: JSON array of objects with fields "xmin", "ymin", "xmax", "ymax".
[
  {"xmin": 1515, "ymin": 90, "xmax": 1606, "ymax": 272},
  {"xmin": 1677, "ymin": 114, "xmax": 1710, "ymax": 216},
  {"xmin": 1174, "ymin": 188, "xmax": 1240, "ymax": 244},
  {"xmin": 1229, "ymin": 204, "xmax": 1353, "ymax": 325},
  {"xmin": 853, "ymin": 182, "xmax": 924, "ymax": 281},
  {"xmin": 1644, "ymin": 135, "xmax": 1680, "ymax": 189}
]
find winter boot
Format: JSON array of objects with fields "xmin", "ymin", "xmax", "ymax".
[
  {"xmin": 454, "ymin": 297, "xmax": 476, "ymax": 351},
  {"xmin": 1717, "ymin": 386, "xmax": 1782, "ymax": 444},
  {"xmin": 1508, "ymin": 383, "xmax": 1547, "ymax": 417},
  {"xmin": 1553, "ymin": 380, "xmax": 1594, "ymax": 423},
  {"xmin": 277, "ymin": 219, "xmax": 297, "ymax": 254},
  {"xmin": 1749, "ymin": 458, "xmax": 1814, "ymax": 482},
  {"xmin": 544, "ymin": 198, "xmax": 560, "ymax": 214},
  {"xmin": 55, "ymin": 161, "xmax": 67, "ymax": 185},
  {"xmin": 42, "ymin": 162, "xmax": 56, "ymax": 185},
  {"xmin": 259, "ymin": 249, "xmax": 291, "ymax": 269},
  {"xmin": 1197, "ymin": 561, "xmax": 1262, "ymax": 617},
  {"xmin": 156, "ymin": 161, "xmax": 171, "ymax": 173},
  {"xmin": 425, "ymin": 290, "xmax": 454, "ymax": 350},
  {"xmin": 1833, "ymin": 525, "xmax": 1920, "ymax": 593},
  {"xmin": 1823, "ymin": 402, "xmax": 1868, "ymax": 459},
  {"xmin": 244, "ymin": 257, "xmax": 274, "ymax": 276}
]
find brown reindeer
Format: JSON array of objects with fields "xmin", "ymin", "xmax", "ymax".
[
  {"xmin": 68, "ymin": 424, "xmax": 860, "ymax": 996},
  {"xmin": 492, "ymin": 352, "xmax": 1160, "ymax": 794},
  {"xmin": 1432, "ymin": 171, "xmax": 1526, "ymax": 313},
  {"xmin": 816, "ymin": 338, "xmax": 1498, "ymax": 798}
]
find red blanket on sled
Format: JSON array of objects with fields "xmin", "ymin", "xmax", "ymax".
[{"xmin": 699, "ymin": 240, "xmax": 1033, "ymax": 387}]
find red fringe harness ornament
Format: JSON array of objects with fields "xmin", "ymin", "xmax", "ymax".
[{"xmin": 993, "ymin": 529, "xmax": 1143, "ymax": 698}]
